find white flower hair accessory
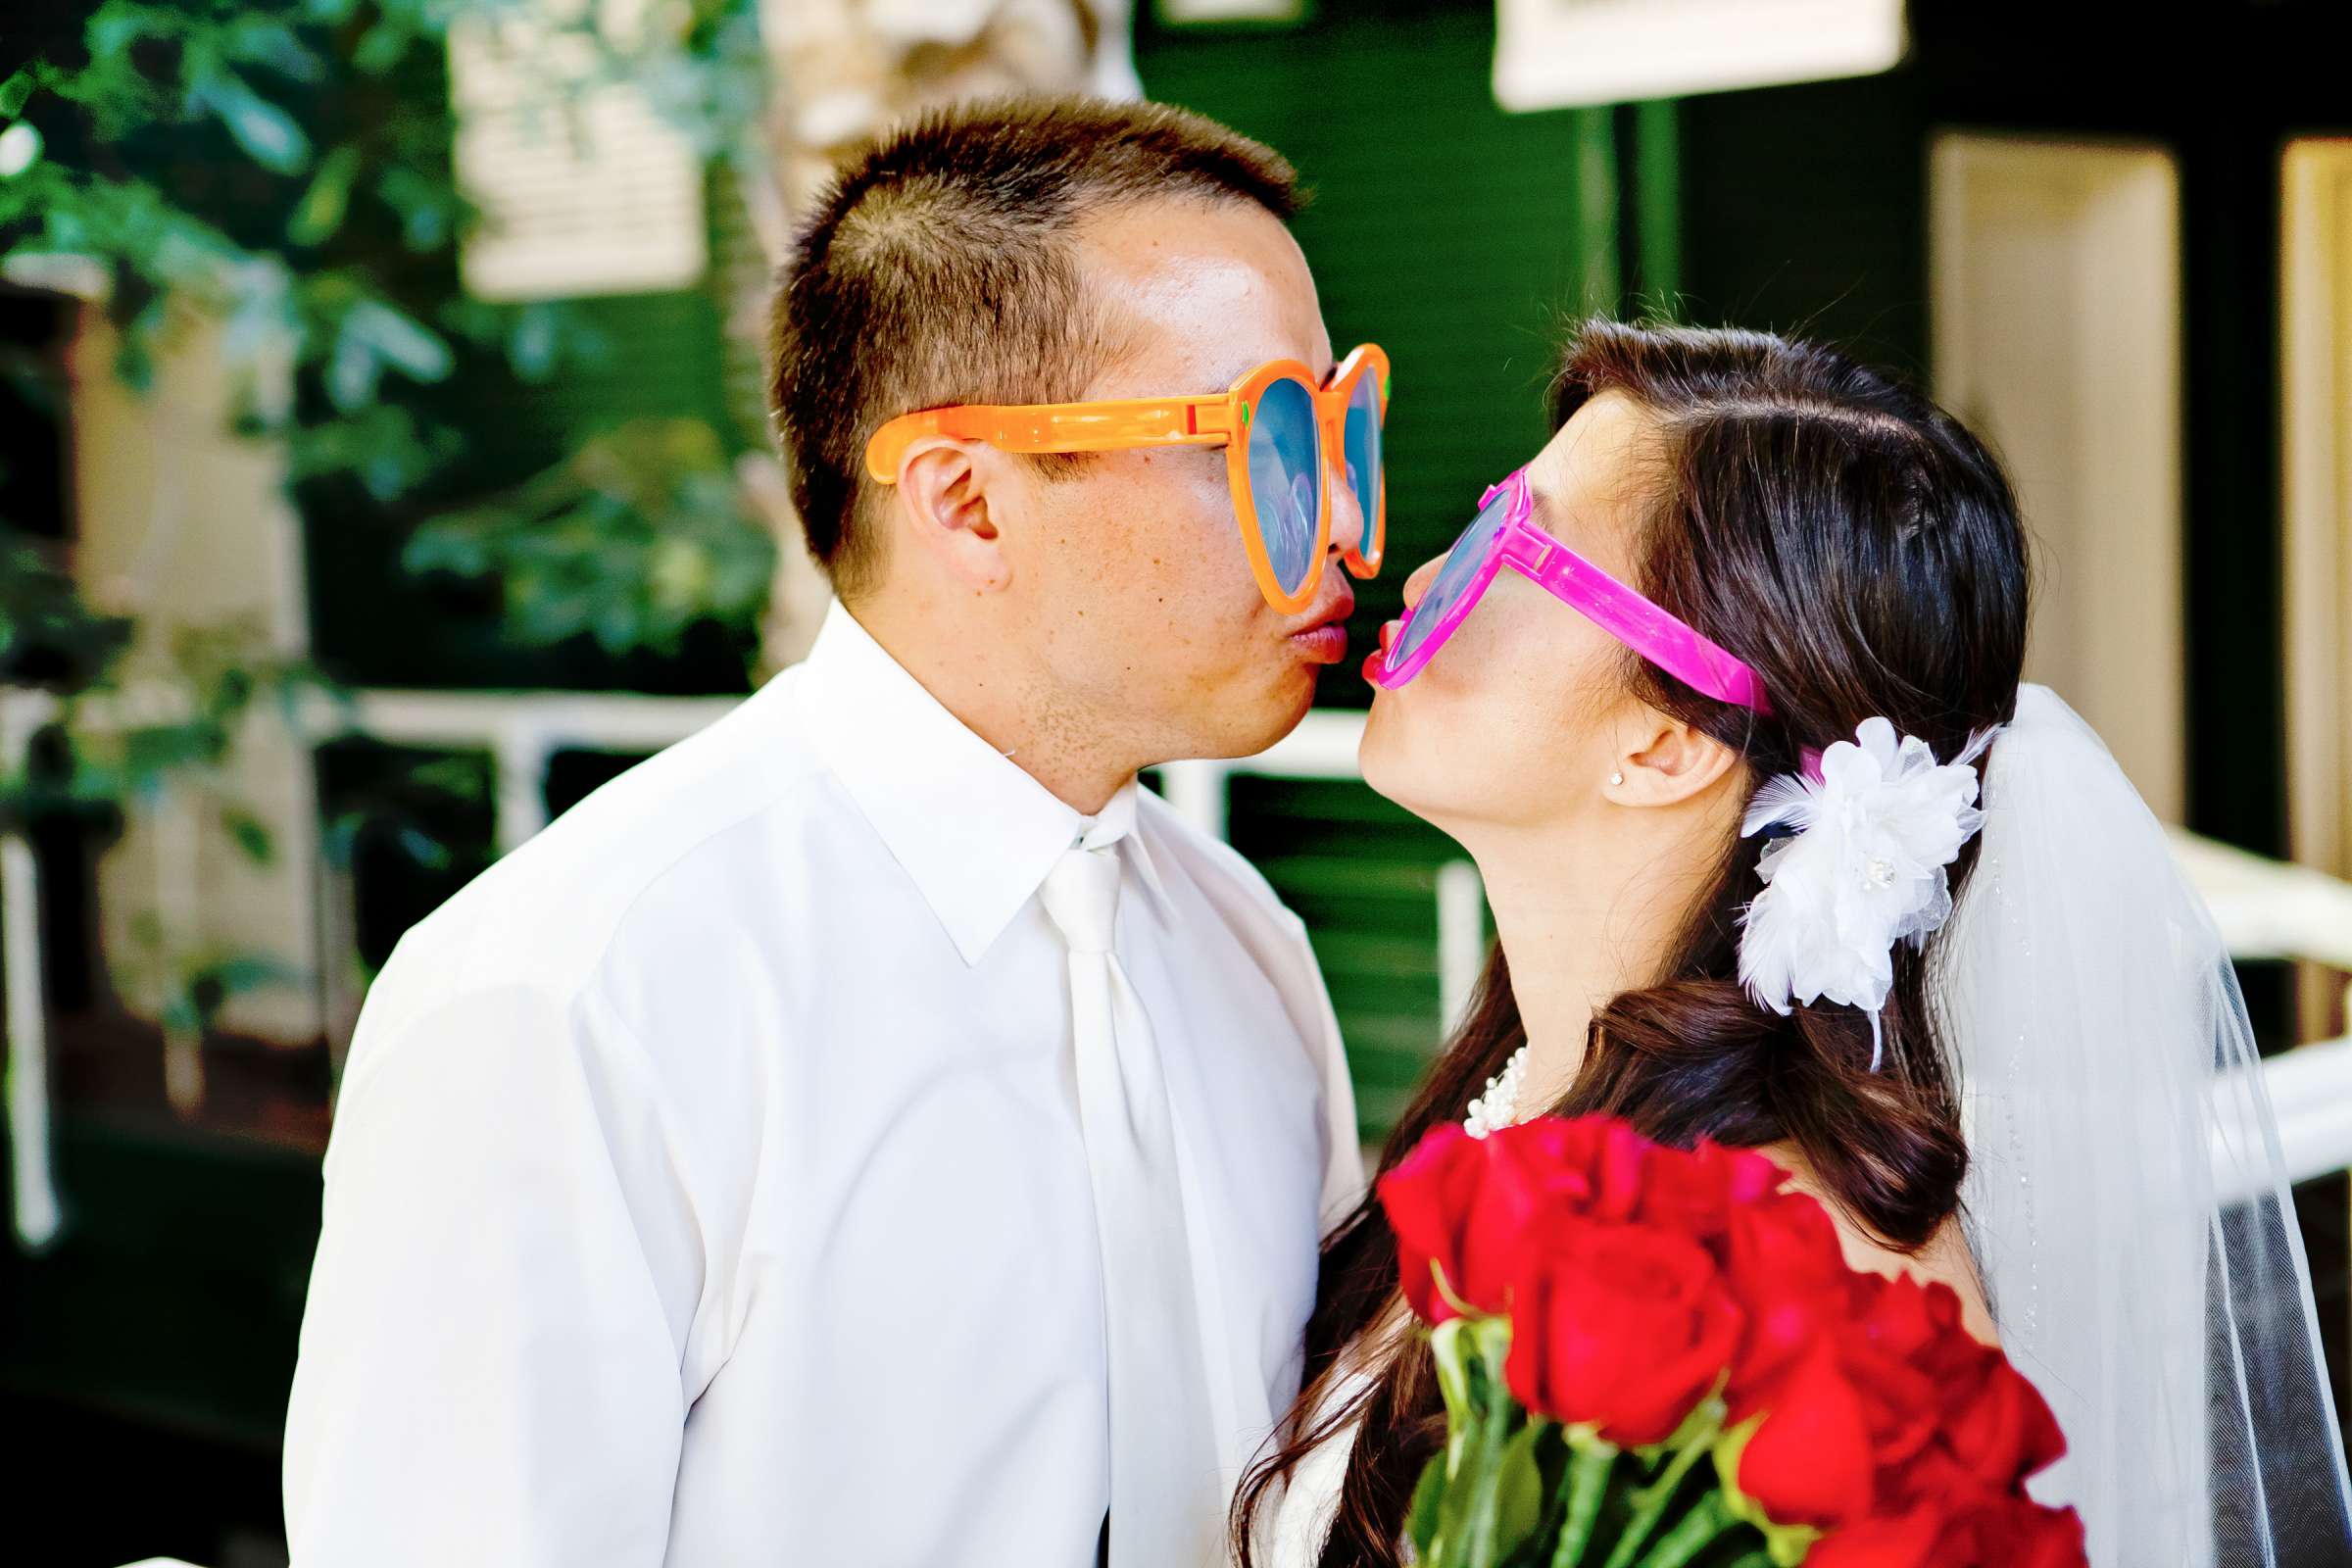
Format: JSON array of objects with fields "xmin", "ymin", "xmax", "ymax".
[{"xmin": 1737, "ymin": 716, "xmax": 1999, "ymax": 1068}]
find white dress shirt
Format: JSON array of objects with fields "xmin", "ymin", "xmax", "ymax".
[{"xmin": 282, "ymin": 602, "xmax": 1363, "ymax": 1567}]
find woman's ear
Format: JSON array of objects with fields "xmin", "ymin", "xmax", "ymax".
[
  {"xmin": 1602, "ymin": 712, "xmax": 1741, "ymax": 808},
  {"xmin": 890, "ymin": 438, "xmax": 1010, "ymax": 593}
]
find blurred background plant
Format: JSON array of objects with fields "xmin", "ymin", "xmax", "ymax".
[
  {"xmin": 403, "ymin": 416, "xmax": 777, "ymax": 663},
  {"xmin": 0, "ymin": 0, "xmax": 784, "ymax": 1042}
]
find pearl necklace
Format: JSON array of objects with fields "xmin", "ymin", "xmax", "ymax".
[{"xmin": 1463, "ymin": 1044, "xmax": 1533, "ymax": 1139}]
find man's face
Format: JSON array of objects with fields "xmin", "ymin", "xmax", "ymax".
[{"xmin": 990, "ymin": 197, "xmax": 1366, "ymax": 765}]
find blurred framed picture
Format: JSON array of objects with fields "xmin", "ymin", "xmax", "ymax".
[{"xmin": 1494, "ymin": 0, "xmax": 1906, "ymax": 111}]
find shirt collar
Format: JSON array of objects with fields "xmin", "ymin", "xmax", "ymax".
[{"xmin": 796, "ymin": 601, "xmax": 1166, "ymax": 964}]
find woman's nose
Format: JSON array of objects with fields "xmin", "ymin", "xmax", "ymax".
[{"xmin": 1400, "ymin": 554, "xmax": 1442, "ymax": 612}]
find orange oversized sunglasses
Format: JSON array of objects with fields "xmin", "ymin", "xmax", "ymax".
[{"xmin": 862, "ymin": 343, "xmax": 1391, "ymax": 614}]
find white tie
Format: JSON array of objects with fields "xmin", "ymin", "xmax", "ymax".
[{"xmin": 1040, "ymin": 842, "xmax": 1219, "ymax": 1568}]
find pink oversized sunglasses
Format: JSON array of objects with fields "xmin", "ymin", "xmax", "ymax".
[{"xmin": 1371, "ymin": 466, "xmax": 1775, "ymax": 715}]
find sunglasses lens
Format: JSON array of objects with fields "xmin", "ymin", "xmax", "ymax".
[
  {"xmin": 1390, "ymin": 483, "xmax": 1513, "ymax": 675},
  {"xmin": 1246, "ymin": 376, "xmax": 1322, "ymax": 596},
  {"xmin": 1343, "ymin": 371, "xmax": 1383, "ymax": 551}
]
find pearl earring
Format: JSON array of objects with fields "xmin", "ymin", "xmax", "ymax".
[{"xmin": 1609, "ymin": 770, "xmax": 1625, "ymax": 787}]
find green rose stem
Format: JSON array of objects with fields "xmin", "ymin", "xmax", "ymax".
[
  {"xmin": 1454, "ymin": 1319, "xmax": 1538, "ymax": 1568},
  {"xmin": 1450, "ymin": 1371, "xmax": 1513, "ymax": 1568},
  {"xmin": 1597, "ymin": 1401, "xmax": 1725, "ymax": 1568},
  {"xmin": 1420, "ymin": 1315, "xmax": 1545, "ymax": 1568},
  {"xmin": 1630, "ymin": 1492, "xmax": 1742, "ymax": 1568},
  {"xmin": 1548, "ymin": 1437, "xmax": 1618, "ymax": 1567}
]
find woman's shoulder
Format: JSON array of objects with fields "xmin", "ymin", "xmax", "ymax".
[{"xmin": 1756, "ymin": 1141, "xmax": 1999, "ymax": 1346}]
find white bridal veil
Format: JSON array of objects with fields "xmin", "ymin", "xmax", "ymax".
[{"xmin": 1936, "ymin": 684, "xmax": 2352, "ymax": 1566}]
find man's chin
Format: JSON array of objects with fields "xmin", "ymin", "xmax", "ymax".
[{"xmin": 1175, "ymin": 662, "xmax": 1321, "ymax": 763}]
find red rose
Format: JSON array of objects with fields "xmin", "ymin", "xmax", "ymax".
[
  {"xmin": 1378, "ymin": 1125, "xmax": 1490, "ymax": 1321},
  {"xmin": 1378, "ymin": 1123, "xmax": 1574, "ymax": 1321},
  {"xmin": 1852, "ymin": 1272, "xmax": 1969, "ymax": 1364},
  {"xmin": 1639, "ymin": 1139, "xmax": 1787, "ymax": 1243},
  {"xmin": 1722, "ymin": 1192, "xmax": 1857, "ymax": 1402},
  {"xmin": 1973, "ymin": 1498, "xmax": 2088, "ymax": 1568},
  {"xmin": 1734, "ymin": 1339, "xmax": 1879, "ymax": 1527},
  {"xmin": 1501, "ymin": 1214, "xmax": 1743, "ymax": 1446},
  {"xmin": 1936, "ymin": 1348, "xmax": 2068, "ymax": 1489},
  {"xmin": 1484, "ymin": 1115, "xmax": 1650, "ymax": 1223},
  {"xmin": 1931, "ymin": 1497, "xmax": 2088, "ymax": 1568},
  {"xmin": 1803, "ymin": 1506, "xmax": 1945, "ymax": 1568},
  {"xmin": 1378, "ymin": 1117, "xmax": 1654, "ymax": 1322}
]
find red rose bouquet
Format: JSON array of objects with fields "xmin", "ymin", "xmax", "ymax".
[{"xmin": 1379, "ymin": 1115, "xmax": 2086, "ymax": 1568}]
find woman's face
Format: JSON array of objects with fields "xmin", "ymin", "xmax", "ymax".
[{"xmin": 1359, "ymin": 391, "xmax": 1660, "ymax": 832}]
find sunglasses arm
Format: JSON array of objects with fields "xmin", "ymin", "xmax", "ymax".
[
  {"xmin": 864, "ymin": 397, "xmax": 1235, "ymax": 481},
  {"xmin": 1503, "ymin": 516, "xmax": 1775, "ymax": 717}
]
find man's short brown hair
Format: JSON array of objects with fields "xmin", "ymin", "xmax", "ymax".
[{"xmin": 765, "ymin": 96, "xmax": 1300, "ymax": 601}]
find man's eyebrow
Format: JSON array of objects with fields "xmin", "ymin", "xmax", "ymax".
[{"xmin": 1201, "ymin": 355, "xmax": 1335, "ymax": 393}]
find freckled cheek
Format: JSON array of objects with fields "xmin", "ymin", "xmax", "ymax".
[{"xmin": 1119, "ymin": 457, "xmax": 1265, "ymax": 614}]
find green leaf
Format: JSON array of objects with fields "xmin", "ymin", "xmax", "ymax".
[
  {"xmin": 1431, "ymin": 1317, "xmax": 1477, "ymax": 1469},
  {"xmin": 0, "ymin": 68, "xmax": 34, "ymax": 119},
  {"xmin": 1407, "ymin": 1453, "xmax": 1448, "ymax": 1560},
  {"xmin": 288, "ymin": 145, "xmax": 361, "ymax": 246},
  {"xmin": 161, "ymin": 993, "xmax": 202, "ymax": 1037},
  {"xmin": 394, "ymin": 824, "xmax": 451, "ymax": 871},
  {"xmin": 200, "ymin": 953, "xmax": 301, "ymax": 999},
  {"xmin": 325, "ymin": 330, "xmax": 377, "ymax": 410},
  {"xmin": 507, "ymin": 303, "xmax": 561, "ymax": 380},
  {"xmin": 192, "ymin": 70, "xmax": 311, "ymax": 175},
  {"xmin": 221, "ymin": 18, "xmax": 322, "ymax": 80},
  {"xmin": 405, "ymin": 756, "xmax": 488, "ymax": 802},
  {"xmin": 340, "ymin": 298, "xmax": 453, "ymax": 382},
  {"xmin": 221, "ymin": 807, "xmax": 275, "ymax": 864},
  {"xmin": 87, "ymin": 2, "xmax": 171, "ymax": 62},
  {"xmin": 1488, "ymin": 1420, "xmax": 1547, "ymax": 1561},
  {"xmin": 351, "ymin": 20, "xmax": 412, "ymax": 75},
  {"xmin": 1431, "ymin": 1324, "xmax": 1539, "ymax": 1568}
]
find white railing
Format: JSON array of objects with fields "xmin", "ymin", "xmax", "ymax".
[
  {"xmin": 6, "ymin": 685, "xmax": 2352, "ymax": 1248},
  {"xmin": 347, "ymin": 689, "xmax": 744, "ymax": 855}
]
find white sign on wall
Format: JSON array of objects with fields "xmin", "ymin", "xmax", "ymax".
[
  {"xmin": 449, "ymin": 0, "xmax": 708, "ymax": 301},
  {"xmin": 1494, "ymin": 0, "xmax": 1907, "ymax": 112}
]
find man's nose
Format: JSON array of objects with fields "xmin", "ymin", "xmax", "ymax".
[{"xmin": 1327, "ymin": 452, "xmax": 1368, "ymax": 561}]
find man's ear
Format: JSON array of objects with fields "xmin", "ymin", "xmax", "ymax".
[
  {"xmin": 1602, "ymin": 711, "xmax": 1741, "ymax": 808},
  {"xmin": 890, "ymin": 438, "xmax": 1010, "ymax": 593}
]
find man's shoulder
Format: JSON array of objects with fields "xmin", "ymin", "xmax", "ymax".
[
  {"xmin": 375, "ymin": 673, "xmax": 834, "ymax": 1004},
  {"xmin": 1134, "ymin": 785, "xmax": 1305, "ymax": 935}
]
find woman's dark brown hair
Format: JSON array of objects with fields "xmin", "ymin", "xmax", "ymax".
[{"xmin": 1232, "ymin": 319, "xmax": 2031, "ymax": 1566}]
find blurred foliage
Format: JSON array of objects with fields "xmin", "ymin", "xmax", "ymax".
[
  {"xmin": 122, "ymin": 908, "xmax": 308, "ymax": 1041},
  {"xmin": 0, "ymin": 0, "xmax": 777, "ymax": 1023},
  {"xmin": 50, "ymin": 619, "xmax": 346, "ymax": 815},
  {"xmin": 0, "ymin": 0, "xmax": 776, "ymax": 647},
  {"xmin": 0, "ymin": 526, "xmax": 132, "ymax": 688},
  {"xmin": 319, "ymin": 749, "xmax": 487, "ymax": 876},
  {"xmin": 1, "ymin": 612, "xmax": 342, "ymax": 837},
  {"xmin": 405, "ymin": 417, "xmax": 775, "ymax": 660}
]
